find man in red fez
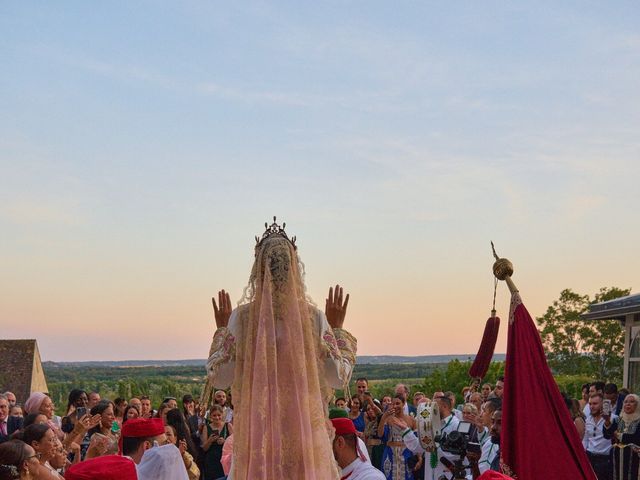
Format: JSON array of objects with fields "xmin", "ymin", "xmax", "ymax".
[
  {"xmin": 331, "ymin": 418, "xmax": 384, "ymax": 480},
  {"xmin": 65, "ymin": 455, "xmax": 137, "ymax": 480},
  {"xmin": 477, "ymin": 471, "xmax": 514, "ymax": 480},
  {"xmin": 121, "ymin": 418, "xmax": 167, "ymax": 464}
]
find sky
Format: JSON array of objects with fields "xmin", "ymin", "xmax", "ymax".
[{"xmin": 1, "ymin": 1, "xmax": 639, "ymax": 361}]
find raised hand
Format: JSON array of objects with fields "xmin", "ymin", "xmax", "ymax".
[
  {"xmin": 388, "ymin": 416, "xmax": 409, "ymax": 430},
  {"xmin": 325, "ymin": 284, "xmax": 349, "ymax": 329},
  {"xmin": 212, "ymin": 290, "xmax": 233, "ymax": 329},
  {"xmin": 178, "ymin": 439, "xmax": 187, "ymax": 455}
]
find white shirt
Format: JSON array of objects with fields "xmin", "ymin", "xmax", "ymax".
[
  {"xmin": 401, "ymin": 413, "xmax": 463, "ymax": 480},
  {"xmin": 478, "ymin": 439, "xmax": 499, "ymax": 475},
  {"xmin": 583, "ymin": 414, "xmax": 616, "ymax": 454},
  {"xmin": 476, "ymin": 426, "xmax": 490, "ymax": 445},
  {"xmin": 341, "ymin": 458, "xmax": 385, "ymax": 480}
]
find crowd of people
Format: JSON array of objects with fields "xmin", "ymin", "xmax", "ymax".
[{"xmin": 1, "ymin": 377, "xmax": 636, "ymax": 480}]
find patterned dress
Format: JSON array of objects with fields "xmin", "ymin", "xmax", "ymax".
[
  {"xmin": 381, "ymin": 424, "xmax": 414, "ymax": 480},
  {"xmin": 604, "ymin": 417, "xmax": 640, "ymax": 480}
]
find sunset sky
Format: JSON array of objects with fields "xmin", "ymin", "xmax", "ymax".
[{"xmin": 2, "ymin": 2, "xmax": 639, "ymax": 361}]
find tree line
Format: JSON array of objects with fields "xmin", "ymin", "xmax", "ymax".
[{"xmin": 44, "ymin": 285, "xmax": 629, "ymax": 413}]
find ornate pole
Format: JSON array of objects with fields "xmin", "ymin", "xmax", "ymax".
[{"xmin": 491, "ymin": 242, "xmax": 518, "ymax": 295}]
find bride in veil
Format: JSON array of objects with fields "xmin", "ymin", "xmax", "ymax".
[{"xmin": 204, "ymin": 219, "xmax": 357, "ymax": 479}]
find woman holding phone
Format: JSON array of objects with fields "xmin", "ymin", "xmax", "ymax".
[
  {"xmin": 202, "ymin": 404, "xmax": 233, "ymax": 480},
  {"xmin": 377, "ymin": 395, "xmax": 417, "ymax": 480}
]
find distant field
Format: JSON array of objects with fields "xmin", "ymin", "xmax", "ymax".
[{"xmin": 43, "ymin": 361, "xmax": 442, "ymax": 413}]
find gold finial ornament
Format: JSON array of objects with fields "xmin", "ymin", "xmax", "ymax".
[
  {"xmin": 493, "ymin": 258, "xmax": 514, "ymax": 280},
  {"xmin": 491, "ymin": 241, "xmax": 519, "ymax": 294}
]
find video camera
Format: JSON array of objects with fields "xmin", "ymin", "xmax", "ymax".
[{"xmin": 434, "ymin": 421, "xmax": 481, "ymax": 480}]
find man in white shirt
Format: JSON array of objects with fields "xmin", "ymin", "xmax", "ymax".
[
  {"xmin": 394, "ymin": 392, "xmax": 462, "ymax": 480},
  {"xmin": 583, "ymin": 392, "xmax": 614, "ymax": 480},
  {"xmin": 332, "ymin": 418, "xmax": 385, "ymax": 480}
]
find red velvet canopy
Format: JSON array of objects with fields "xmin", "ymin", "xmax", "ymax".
[{"xmin": 500, "ymin": 292, "xmax": 596, "ymax": 479}]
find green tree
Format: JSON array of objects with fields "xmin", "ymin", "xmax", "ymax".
[
  {"xmin": 420, "ymin": 359, "xmax": 504, "ymax": 398},
  {"xmin": 536, "ymin": 287, "xmax": 629, "ymax": 382}
]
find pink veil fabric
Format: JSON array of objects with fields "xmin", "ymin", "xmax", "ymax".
[{"xmin": 231, "ymin": 236, "xmax": 339, "ymax": 479}]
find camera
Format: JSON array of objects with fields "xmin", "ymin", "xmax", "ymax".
[
  {"xmin": 434, "ymin": 422, "xmax": 481, "ymax": 480},
  {"xmin": 435, "ymin": 421, "xmax": 479, "ymax": 456}
]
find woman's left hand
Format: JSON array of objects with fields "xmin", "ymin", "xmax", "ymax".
[{"xmin": 216, "ymin": 436, "xmax": 225, "ymax": 445}]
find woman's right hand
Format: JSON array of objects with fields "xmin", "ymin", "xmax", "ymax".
[{"xmin": 388, "ymin": 416, "xmax": 409, "ymax": 430}]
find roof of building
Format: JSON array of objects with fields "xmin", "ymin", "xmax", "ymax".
[
  {"xmin": 0, "ymin": 339, "xmax": 48, "ymax": 403},
  {"xmin": 581, "ymin": 293, "xmax": 640, "ymax": 321}
]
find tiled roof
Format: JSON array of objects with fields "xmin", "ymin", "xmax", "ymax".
[{"xmin": 0, "ymin": 339, "xmax": 45, "ymax": 404}]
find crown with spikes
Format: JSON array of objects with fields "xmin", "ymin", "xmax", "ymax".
[{"xmin": 255, "ymin": 216, "xmax": 297, "ymax": 250}]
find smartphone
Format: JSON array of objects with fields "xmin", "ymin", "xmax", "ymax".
[
  {"xmin": 603, "ymin": 400, "xmax": 612, "ymax": 416},
  {"xmin": 76, "ymin": 407, "xmax": 87, "ymax": 419},
  {"xmin": 211, "ymin": 429, "xmax": 220, "ymax": 437}
]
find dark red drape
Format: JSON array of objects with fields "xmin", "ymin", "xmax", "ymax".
[{"xmin": 501, "ymin": 292, "xmax": 596, "ymax": 480}]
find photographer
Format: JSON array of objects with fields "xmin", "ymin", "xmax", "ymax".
[{"xmin": 467, "ymin": 409, "xmax": 501, "ymax": 479}]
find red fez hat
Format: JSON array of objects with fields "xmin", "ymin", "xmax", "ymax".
[
  {"xmin": 478, "ymin": 472, "xmax": 514, "ymax": 480},
  {"xmin": 65, "ymin": 455, "xmax": 137, "ymax": 480},
  {"xmin": 332, "ymin": 417, "xmax": 357, "ymax": 436},
  {"xmin": 122, "ymin": 418, "xmax": 165, "ymax": 438},
  {"xmin": 331, "ymin": 418, "xmax": 367, "ymax": 461}
]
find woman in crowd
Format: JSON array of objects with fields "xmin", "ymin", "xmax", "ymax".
[
  {"xmin": 213, "ymin": 390, "xmax": 233, "ymax": 424},
  {"xmin": 181, "ymin": 394, "xmax": 202, "ymax": 462},
  {"xmin": 23, "ymin": 393, "xmax": 63, "ymax": 441},
  {"xmin": 22, "ymin": 413, "xmax": 48, "ymax": 429},
  {"xmin": 579, "ymin": 383, "xmax": 590, "ymax": 411},
  {"xmin": 113, "ymin": 397, "xmax": 128, "ymax": 428},
  {"xmin": 335, "ymin": 397, "xmax": 348, "ymax": 411},
  {"xmin": 122, "ymin": 404, "xmax": 140, "ymax": 425},
  {"xmin": 0, "ymin": 440, "xmax": 41, "ymax": 480},
  {"xmin": 378, "ymin": 395, "xmax": 417, "ymax": 480},
  {"xmin": 165, "ymin": 410, "xmax": 198, "ymax": 459},
  {"xmin": 87, "ymin": 401, "xmax": 117, "ymax": 439},
  {"xmin": 21, "ymin": 423, "xmax": 64, "ymax": 479},
  {"xmin": 156, "ymin": 402, "xmax": 171, "ymax": 423},
  {"xmin": 49, "ymin": 437, "xmax": 75, "ymax": 472},
  {"xmin": 363, "ymin": 401, "xmax": 385, "ymax": 470},
  {"xmin": 165, "ymin": 424, "xmax": 200, "ymax": 480},
  {"xmin": 461, "ymin": 403, "xmax": 480, "ymax": 441},
  {"xmin": 61, "ymin": 389, "xmax": 89, "ymax": 435},
  {"xmin": 201, "ymin": 404, "xmax": 233, "ymax": 480},
  {"xmin": 604, "ymin": 393, "xmax": 640, "ymax": 480},
  {"xmin": 381, "ymin": 395, "xmax": 393, "ymax": 412},
  {"xmin": 9, "ymin": 406, "xmax": 23, "ymax": 419},
  {"xmin": 85, "ymin": 400, "xmax": 119, "ymax": 458},
  {"xmin": 569, "ymin": 397, "xmax": 586, "ymax": 440},
  {"xmin": 348, "ymin": 395, "xmax": 366, "ymax": 436}
]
